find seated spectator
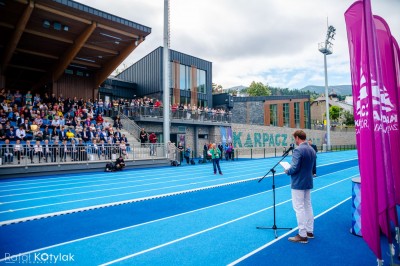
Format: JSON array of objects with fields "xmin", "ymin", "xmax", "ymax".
[
  {"xmin": 0, "ymin": 124, "xmax": 6, "ymax": 141},
  {"xmin": 42, "ymin": 126, "xmax": 51, "ymax": 140},
  {"xmin": 120, "ymin": 140, "xmax": 128, "ymax": 159},
  {"xmin": 58, "ymin": 126, "xmax": 67, "ymax": 141},
  {"xmin": 51, "ymin": 116, "xmax": 61, "ymax": 130},
  {"xmin": 13, "ymin": 139, "xmax": 23, "ymax": 164},
  {"xmin": 1, "ymin": 139, "xmax": 14, "ymax": 164},
  {"xmin": 60, "ymin": 139, "xmax": 68, "ymax": 162},
  {"xmin": 77, "ymin": 139, "xmax": 87, "ymax": 161},
  {"xmin": 6, "ymin": 126, "xmax": 16, "ymax": 141},
  {"xmin": 113, "ymin": 115, "xmax": 122, "ymax": 130},
  {"xmin": 25, "ymin": 140, "xmax": 34, "ymax": 163},
  {"xmin": 91, "ymin": 139, "xmax": 101, "ymax": 160},
  {"xmin": 96, "ymin": 113, "xmax": 104, "ymax": 124},
  {"xmin": 66, "ymin": 129, "xmax": 75, "ymax": 141},
  {"xmin": 51, "ymin": 128, "xmax": 59, "ymax": 142},
  {"xmin": 16, "ymin": 126, "xmax": 26, "ymax": 141},
  {"xmin": 115, "ymin": 155, "xmax": 125, "ymax": 170},
  {"xmin": 33, "ymin": 140, "xmax": 44, "ymax": 163}
]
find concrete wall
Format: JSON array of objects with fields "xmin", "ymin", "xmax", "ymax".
[
  {"xmin": 229, "ymin": 123, "xmax": 356, "ymax": 148},
  {"xmin": 136, "ymin": 122, "xmax": 356, "ymax": 158}
]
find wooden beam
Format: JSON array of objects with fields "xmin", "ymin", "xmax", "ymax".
[
  {"xmin": 97, "ymin": 24, "xmax": 138, "ymax": 39},
  {"xmin": 95, "ymin": 38, "xmax": 142, "ymax": 88},
  {"xmin": 83, "ymin": 43, "xmax": 118, "ymax": 55},
  {"xmin": 1, "ymin": 23, "xmax": 119, "ymax": 55},
  {"xmin": 52, "ymin": 22, "xmax": 97, "ymax": 81},
  {"xmin": 35, "ymin": 3, "xmax": 91, "ymax": 24},
  {"xmin": 9, "ymin": 64, "xmax": 47, "ymax": 72},
  {"xmin": 0, "ymin": 22, "xmax": 14, "ymax": 29},
  {"xmin": 1, "ymin": 0, "xmax": 34, "ymax": 73},
  {"xmin": 71, "ymin": 59, "xmax": 101, "ymax": 68},
  {"xmin": 25, "ymin": 28, "xmax": 73, "ymax": 43},
  {"xmin": 35, "ymin": 3, "xmax": 137, "ymax": 39},
  {"xmin": 16, "ymin": 48, "xmax": 59, "ymax": 59}
]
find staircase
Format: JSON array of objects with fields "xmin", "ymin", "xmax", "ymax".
[{"xmin": 103, "ymin": 114, "xmax": 163, "ymax": 160}]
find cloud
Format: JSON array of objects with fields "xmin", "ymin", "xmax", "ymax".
[{"xmin": 76, "ymin": 0, "xmax": 400, "ymax": 90}]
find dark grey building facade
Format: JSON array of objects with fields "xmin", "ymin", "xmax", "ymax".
[{"xmin": 116, "ymin": 47, "xmax": 213, "ymax": 107}]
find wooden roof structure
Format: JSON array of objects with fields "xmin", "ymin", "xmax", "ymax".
[{"xmin": 0, "ymin": 0, "xmax": 151, "ymax": 95}]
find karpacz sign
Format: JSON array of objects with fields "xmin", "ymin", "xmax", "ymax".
[{"xmin": 233, "ymin": 132, "xmax": 293, "ymax": 148}]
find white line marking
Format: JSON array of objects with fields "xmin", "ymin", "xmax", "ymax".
[
  {"xmin": 227, "ymin": 196, "xmax": 352, "ymax": 266},
  {"xmin": 0, "ymin": 173, "xmax": 356, "ymax": 263}
]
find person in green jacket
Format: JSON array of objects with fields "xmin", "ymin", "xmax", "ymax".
[{"xmin": 208, "ymin": 143, "xmax": 223, "ymax": 175}]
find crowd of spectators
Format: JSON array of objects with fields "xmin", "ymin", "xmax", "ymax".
[
  {"xmin": 119, "ymin": 96, "xmax": 231, "ymax": 122},
  {"xmin": 0, "ymin": 89, "xmax": 129, "ymax": 164}
]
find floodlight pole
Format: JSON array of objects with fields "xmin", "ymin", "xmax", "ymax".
[
  {"xmin": 323, "ymin": 53, "xmax": 331, "ymax": 150},
  {"xmin": 163, "ymin": 0, "xmax": 170, "ymax": 156},
  {"xmin": 319, "ymin": 24, "xmax": 335, "ymax": 151}
]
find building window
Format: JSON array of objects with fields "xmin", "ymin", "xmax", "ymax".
[
  {"xmin": 304, "ymin": 101, "xmax": 310, "ymax": 129},
  {"xmin": 294, "ymin": 102, "xmax": 300, "ymax": 128},
  {"xmin": 179, "ymin": 64, "xmax": 186, "ymax": 90},
  {"xmin": 197, "ymin": 69, "xmax": 206, "ymax": 94},
  {"xmin": 283, "ymin": 103, "xmax": 290, "ymax": 127},
  {"xmin": 270, "ymin": 104, "xmax": 278, "ymax": 126}
]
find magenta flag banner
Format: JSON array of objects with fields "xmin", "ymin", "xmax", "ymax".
[
  {"xmin": 374, "ymin": 16, "xmax": 400, "ymax": 208},
  {"xmin": 393, "ymin": 37, "xmax": 400, "ymax": 103},
  {"xmin": 345, "ymin": 0, "xmax": 399, "ymax": 259}
]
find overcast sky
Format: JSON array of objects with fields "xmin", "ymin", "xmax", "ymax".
[{"xmin": 77, "ymin": 0, "xmax": 400, "ymax": 90}]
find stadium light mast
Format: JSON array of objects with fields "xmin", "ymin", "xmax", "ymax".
[
  {"xmin": 318, "ymin": 24, "xmax": 336, "ymax": 151},
  {"xmin": 163, "ymin": 0, "xmax": 170, "ymax": 154}
]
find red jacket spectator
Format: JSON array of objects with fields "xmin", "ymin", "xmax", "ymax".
[
  {"xmin": 149, "ymin": 132, "xmax": 157, "ymax": 143},
  {"xmin": 96, "ymin": 114, "xmax": 104, "ymax": 124}
]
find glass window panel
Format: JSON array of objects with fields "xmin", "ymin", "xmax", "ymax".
[
  {"xmin": 283, "ymin": 103, "xmax": 290, "ymax": 127},
  {"xmin": 304, "ymin": 102, "xmax": 310, "ymax": 129},
  {"xmin": 270, "ymin": 104, "xmax": 278, "ymax": 126},
  {"xmin": 294, "ymin": 102, "xmax": 300, "ymax": 128},
  {"xmin": 180, "ymin": 64, "xmax": 186, "ymax": 90}
]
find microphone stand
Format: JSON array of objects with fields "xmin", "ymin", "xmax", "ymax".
[{"xmin": 257, "ymin": 150, "xmax": 292, "ymax": 238}]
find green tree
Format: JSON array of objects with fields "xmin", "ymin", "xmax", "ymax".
[
  {"xmin": 247, "ymin": 81, "xmax": 271, "ymax": 96},
  {"xmin": 212, "ymin": 83, "xmax": 223, "ymax": 94},
  {"xmin": 327, "ymin": 106, "xmax": 341, "ymax": 121},
  {"xmin": 342, "ymin": 110, "xmax": 355, "ymax": 125}
]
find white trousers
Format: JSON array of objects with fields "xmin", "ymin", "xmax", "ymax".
[{"xmin": 291, "ymin": 189, "xmax": 314, "ymax": 237}]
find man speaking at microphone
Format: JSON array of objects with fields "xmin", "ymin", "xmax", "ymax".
[{"xmin": 285, "ymin": 130, "xmax": 316, "ymax": 244}]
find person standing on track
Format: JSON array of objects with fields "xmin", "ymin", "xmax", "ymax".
[
  {"xmin": 285, "ymin": 130, "xmax": 316, "ymax": 244},
  {"xmin": 208, "ymin": 143, "xmax": 223, "ymax": 175}
]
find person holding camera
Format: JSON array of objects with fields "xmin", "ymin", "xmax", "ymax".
[{"xmin": 115, "ymin": 155, "xmax": 125, "ymax": 171}]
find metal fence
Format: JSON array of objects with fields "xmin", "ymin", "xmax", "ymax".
[
  {"xmin": 0, "ymin": 143, "xmax": 166, "ymax": 167},
  {"xmin": 232, "ymin": 144, "xmax": 357, "ymax": 159},
  {"xmin": 117, "ymin": 106, "xmax": 232, "ymax": 123}
]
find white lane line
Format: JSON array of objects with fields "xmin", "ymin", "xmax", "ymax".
[
  {"xmin": 0, "ymin": 165, "xmax": 358, "ymax": 212},
  {"xmin": 0, "ymin": 186, "xmax": 274, "ymax": 262},
  {"xmin": 101, "ymin": 176, "xmax": 356, "ymax": 265},
  {"xmin": 0, "ymin": 166, "xmax": 359, "ymax": 226},
  {"xmin": 0, "ymin": 155, "xmax": 357, "ymax": 189},
  {"xmin": 0, "ymin": 176, "xmax": 263, "ymax": 226},
  {"xmin": 0, "ymin": 173, "xmax": 356, "ymax": 263},
  {"xmin": 0, "ymin": 165, "xmax": 269, "ymax": 196},
  {"xmin": 0, "ymin": 172, "xmax": 261, "ymax": 204},
  {"xmin": 227, "ymin": 196, "xmax": 352, "ymax": 266}
]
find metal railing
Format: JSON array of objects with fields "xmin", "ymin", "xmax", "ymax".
[
  {"xmin": 121, "ymin": 106, "xmax": 232, "ymax": 123},
  {"xmin": 118, "ymin": 112, "xmax": 142, "ymax": 142},
  {"xmin": 232, "ymin": 144, "xmax": 357, "ymax": 159},
  {"xmin": 0, "ymin": 143, "xmax": 166, "ymax": 167}
]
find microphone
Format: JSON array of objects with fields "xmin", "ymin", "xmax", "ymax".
[{"xmin": 282, "ymin": 144, "xmax": 294, "ymax": 157}]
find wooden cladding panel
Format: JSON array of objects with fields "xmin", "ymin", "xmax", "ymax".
[
  {"xmin": 53, "ymin": 73, "xmax": 95, "ymax": 100},
  {"xmin": 191, "ymin": 66, "xmax": 197, "ymax": 106},
  {"xmin": 173, "ymin": 61, "xmax": 180, "ymax": 104}
]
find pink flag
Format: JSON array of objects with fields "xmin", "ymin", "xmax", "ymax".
[
  {"xmin": 374, "ymin": 16, "xmax": 400, "ymax": 209},
  {"xmin": 345, "ymin": 0, "xmax": 399, "ymax": 259}
]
